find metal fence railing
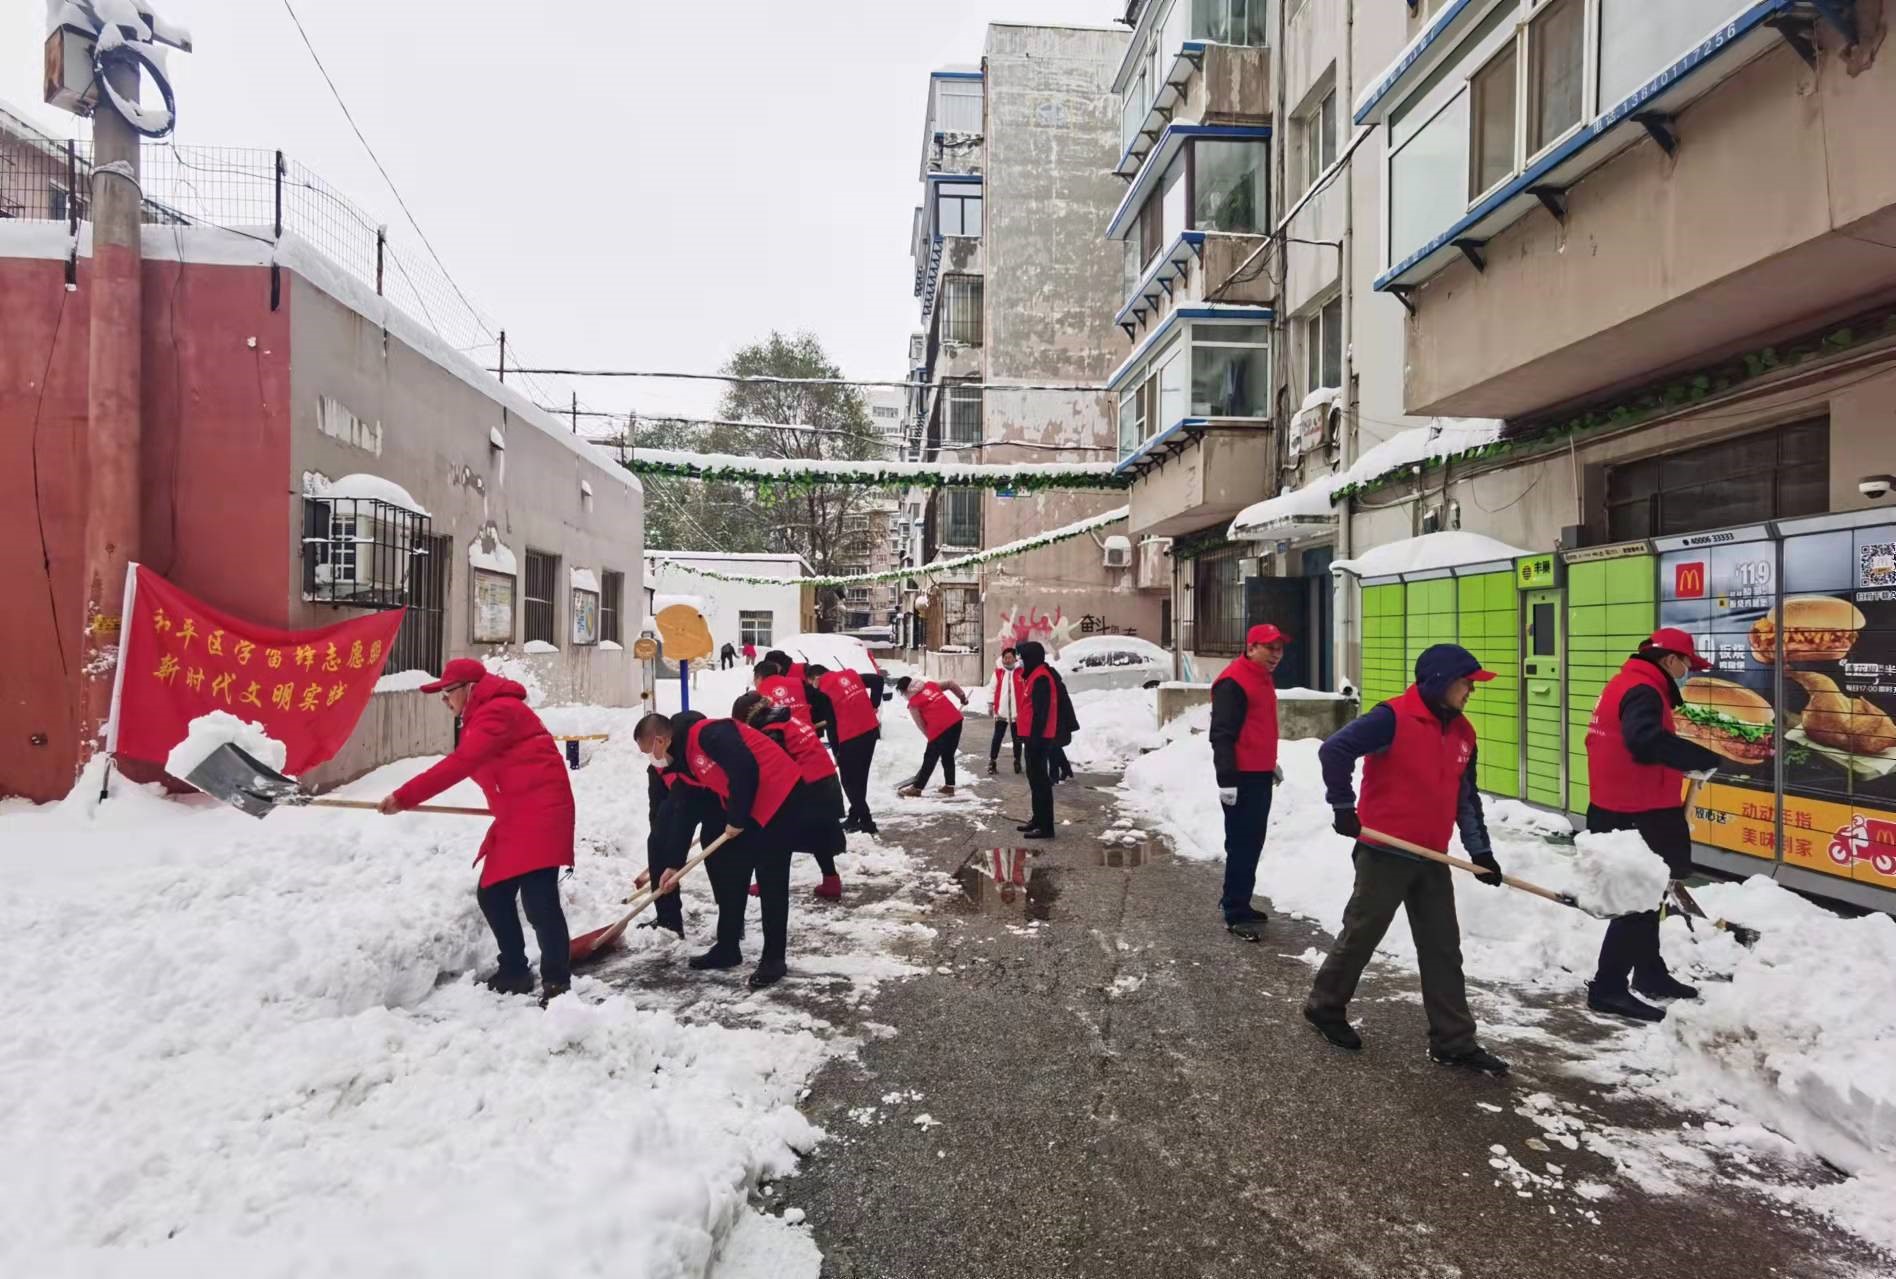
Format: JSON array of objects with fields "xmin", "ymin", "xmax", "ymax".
[{"xmin": 0, "ymin": 135, "xmax": 584, "ymax": 428}]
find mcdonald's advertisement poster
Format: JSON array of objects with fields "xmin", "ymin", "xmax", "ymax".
[{"xmin": 1659, "ymin": 526, "xmax": 1896, "ymax": 889}]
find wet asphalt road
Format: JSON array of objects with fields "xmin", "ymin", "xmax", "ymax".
[{"xmin": 777, "ymin": 743, "xmax": 1890, "ymax": 1279}]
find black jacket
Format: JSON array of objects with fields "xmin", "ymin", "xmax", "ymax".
[
  {"xmin": 1619, "ymin": 653, "xmax": 1725, "ymax": 775},
  {"xmin": 1209, "ymin": 680, "xmax": 1262, "ymax": 786}
]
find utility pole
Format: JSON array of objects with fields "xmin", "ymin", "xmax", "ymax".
[{"xmin": 78, "ymin": 55, "xmax": 145, "ymax": 767}]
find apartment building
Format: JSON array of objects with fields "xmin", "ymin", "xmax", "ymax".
[
  {"xmin": 1105, "ymin": 0, "xmax": 1287, "ymax": 681},
  {"xmin": 905, "ymin": 28, "xmax": 1165, "ymax": 667},
  {"xmin": 1317, "ymin": 0, "xmax": 1896, "ymax": 910}
]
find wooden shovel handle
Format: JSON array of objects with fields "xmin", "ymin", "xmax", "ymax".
[
  {"xmin": 308, "ymin": 798, "xmax": 493, "ymax": 817},
  {"xmin": 618, "ymin": 827, "xmax": 741, "ymax": 915},
  {"xmin": 1358, "ymin": 826, "xmax": 1579, "ymax": 910}
]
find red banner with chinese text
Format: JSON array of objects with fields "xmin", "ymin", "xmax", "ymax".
[{"xmin": 112, "ymin": 565, "xmax": 406, "ymax": 776}]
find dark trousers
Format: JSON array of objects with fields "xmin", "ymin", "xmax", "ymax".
[
  {"xmin": 1587, "ymin": 804, "xmax": 1688, "ymax": 992},
  {"xmin": 477, "ymin": 867, "xmax": 571, "ymax": 988},
  {"xmin": 649, "ymin": 794, "xmax": 719, "ymax": 932},
  {"xmin": 1024, "ymin": 739, "xmax": 1055, "ymax": 833},
  {"xmin": 1306, "ymin": 845, "xmax": 1478, "ymax": 1054},
  {"xmin": 1219, "ymin": 775, "xmax": 1274, "ymax": 921},
  {"xmin": 781, "ymin": 777, "xmax": 846, "ymax": 877},
  {"xmin": 989, "ymin": 718, "xmax": 1022, "ymax": 766},
  {"xmin": 914, "ymin": 722, "xmax": 963, "ymax": 788},
  {"xmin": 705, "ymin": 821, "xmax": 792, "ymax": 965},
  {"xmin": 720, "ymin": 653, "xmax": 734, "ymax": 669},
  {"xmin": 836, "ymin": 729, "xmax": 879, "ymax": 830},
  {"xmin": 1051, "ymin": 745, "xmax": 1073, "ymax": 782}
]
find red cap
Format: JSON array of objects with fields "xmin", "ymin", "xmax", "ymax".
[
  {"xmin": 419, "ymin": 657, "xmax": 488, "ymax": 694},
  {"xmin": 1644, "ymin": 628, "xmax": 1712, "ymax": 671},
  {"xmin": 1246, "ymin": 623, "xmax": 1289, "ymax": 646}
]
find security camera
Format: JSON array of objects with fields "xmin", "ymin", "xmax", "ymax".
[{"xmin": 1861, "ymin": 475, "xmax": 1894, "ymax": 500}]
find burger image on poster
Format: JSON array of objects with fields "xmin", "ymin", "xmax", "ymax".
[
  {"xmin": 1749, "ymin": 596, "xmax": 1867, "ymax": 665},
  {"xmin": 1677, "ymin": 678, "xmax": 1776, "ymax": 767}
]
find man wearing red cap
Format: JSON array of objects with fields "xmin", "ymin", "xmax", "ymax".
[
  {"xmin": 1210, "ymin": 623, "xmax": 1287, "ymax": 940},
  {"xmin": 1582, "ymin": 628, "xmax": 1728, "ymax": 1022},
  {"xmin": 377, "ymin": 658, "xmax": 576, "ymax": 1004},
  {"xmin": 1304, "ymin": 644, "xmax": 1510, "ymax": 1076}
]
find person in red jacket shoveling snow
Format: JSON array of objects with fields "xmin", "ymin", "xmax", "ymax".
[
  {"xmin": 1303, "ymin": 644, "xmax": 1510, "ymax": 1076},
  {"xmin": 895, "ymin": 676, "xmax": 970, "ymax": 796},
  {"xmin": 1209, "ymin": 623, "xmax": 1287, "ymax": 941},
  {"xmin": 734, "ymin": 690, "xmax": 849, "ymax": 900},
  {"xmin": 377, "ymin": 659, "xmax": 575, "ymax": 1004},
  {"xmin": 1582, "ymin": 629, "xmax": 1727, "ymax": 1023}
]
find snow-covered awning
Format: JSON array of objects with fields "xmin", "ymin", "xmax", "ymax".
[
  {"xmin": 1228, "ymin": 418, "xmax": 1505, "ymax": 542},
  {"xmin": 1332, "ymin": 531, "xmax": 1530, "ymax": 581},
  {"xmin": 311, "ymin": 473, "xmax": 429, "ymax": 517}
]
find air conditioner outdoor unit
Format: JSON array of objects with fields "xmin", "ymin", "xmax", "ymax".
[{"xmin": 1101, "ymin": 534, "xmax": 1132, "ymax": 569}]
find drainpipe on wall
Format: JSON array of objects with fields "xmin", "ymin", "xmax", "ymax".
[
  {"xmin": 78, "ymin": 59, "xmax": 146, "ymax": 772},
  {"xmin": 1335, "ymin": 0, "xmax": 1357, "ymax": 696}
]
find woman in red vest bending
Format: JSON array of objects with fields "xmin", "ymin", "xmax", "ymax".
[
  {"xmin": 1209, "ymin": 624, "xmax": 1286, "ymax": 940},
  {"xmin": 807, "ymin": 663, "xmax": 883, "ymax": 835},
  {"xmin": 633, "ymin": 709, "xmax": 808, "ymax": 990},
  {"xmin": 1303, "ymin": 644, "xmax": 1510, "ymax": 1077},
  {"xmin": 895, "ymin": 676, "xmax": 970, "ymax": 797},
  {"xmin": 735, "ymin": 690, "xmax": 849, "ymax": 901},
  {"xmin": 1582, "ymin": 629, "xmax": 1725, "ymax": 1023}
]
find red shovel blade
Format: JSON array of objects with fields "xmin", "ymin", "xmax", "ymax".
[{"xmin": 570, "ymin": 916, "xmax": 632, "ymax": 966}]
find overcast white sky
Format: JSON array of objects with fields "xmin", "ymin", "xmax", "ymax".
[{"xmin": 6, "ymin": 0, "xmax": 1124, "ymax": 421}]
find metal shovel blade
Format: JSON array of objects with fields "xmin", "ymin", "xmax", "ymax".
[{"xmin": 184, "ymin": 742, "xmax": 304, "ymax": 818}]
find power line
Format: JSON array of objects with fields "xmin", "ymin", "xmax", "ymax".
[
  {"xmin": 496, "ymin": 367, "xmax": 1108, "ymax": 393},
  {"xmin": 277, "ymin": 0, "xmax": 496, "ymax": 343},
  {"xmin": 565, "ymin": 410, "xmax": 1118, "ymax": 454}
]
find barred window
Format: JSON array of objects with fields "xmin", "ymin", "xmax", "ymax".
[
  {"xmin": 525, "ymin": 550, "xmax": 559, "ymax": 646},
  {"xmin": 601, "ymin": 571, "xmax": 624, "ymax": 645},
  {"xmin": 941, "ymin": 274, "xmax": 983, "ymax": 346},
  {"xmin": 946, "ymin": 381, "xmax": 983, "ymax": 446},
  {"xmin": 940, "ymin": 488, "xmax": 981, "ymax": 549},
  {"xmin": 1192, "ymin": 545, "xmax": 1247, "ymax": 656},
  {"xmin": 389, "ymin": 533, "xmax": 450, "ymax": 674}
]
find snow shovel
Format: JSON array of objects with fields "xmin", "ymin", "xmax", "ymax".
[
  {"xmin": 1358, "ymin": 826, "xmax": 1617, "ymax": 920},
  {"xmin": 568, "ymin": 827, "xmax": 740, "ymax": 965},
  {"xmin": 183, "ymin": 743, "xmax": 490, "ymax": 819},
  {"xmin": 1664, "ymin": 769, "xmax": 1762, "ymax": 946}
]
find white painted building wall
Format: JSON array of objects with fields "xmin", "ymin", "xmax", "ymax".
[{"xmin": 643, "ymin": 552, "xmax": 808, "ymax": 655}]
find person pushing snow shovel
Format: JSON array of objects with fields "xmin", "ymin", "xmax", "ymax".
[
  {"xmin": 377, "ymin": 659, "xmax": 575, "ymax": 1005},
  {"xmin": 1303, "ymin": 644, "xmax": 1510, "ymax": 1077},
  {"xmin": 1581, "ymin": 629, "xmax": 1729, "ymax": 1023}
]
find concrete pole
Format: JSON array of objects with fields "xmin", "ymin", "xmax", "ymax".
[{"xmin": 78, "ymin": 59, "xmax": 145, "ymax": 766}]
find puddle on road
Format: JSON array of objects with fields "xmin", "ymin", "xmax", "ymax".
[{"xmin": 954, "ymin": 848, "xmax": 1063, "ymax": 920}]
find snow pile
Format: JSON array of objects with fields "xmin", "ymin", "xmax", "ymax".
[
  {"xmin": 468, "ymin": 533, "xmax": 517, "ymax": 576},
  {"xmin": 164, "ymin": 711, "xmax": 288, "ymax": 780},
  {"xmin": 374, "ymin": 669, "xmax": 436, "ymax": 693},
  {"xmin": 522, "ymin": 639, "xmax": 559, "ymax": 655},
  {"xmin": 1061, "ymin": 688, "xmax": 1163, "ymax": 771},
  {"xmin": 1332, "ymin": 530, "xmax": 1529, "ymax": 579},
  {"xmin": 1489, "ymin": 798, "xmax": 1576, "ymax": 838},
  {"xmin": 1568, "ymin": 831, "xmax": 1671, "ymax": 917},
  {"xmin": 483, "ymin": 653, "xmax": 545, "ymax": 706},
  {"xmin": 307, "ymin": 472, "xmax": 430, "ymax": 516}
]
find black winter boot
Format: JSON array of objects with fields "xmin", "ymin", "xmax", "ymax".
[
  {"xmin": 1634, "ymin": 972, "xmax": 1700, "ymax": 1001},
  {"xmin": 689, "ymin": 945, "xmax": 743, "ymax": 971},
  {"xmin": 1587, "ymin": 981, "xmax": 1666, "ymax": 1022},
  {"xmin": 1303, "ymin": 1006, "xmax": 1362, "ymax": 1051},
  {"xmin": 747, "ymin": 958, "xmax": 788, "ymax": 990},
  {"xmin": 1429, "ymin": 1044, "xmax": 1510, "ymax": 1076},
  {"xmin": 483, "ymin": 969, "xmax": 535, "ymax": 996}
]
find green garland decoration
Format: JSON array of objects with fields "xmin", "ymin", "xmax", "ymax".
[
  {"xmin": 1329, "ymin": 308, "xmax": 1896, "ymax": 504},
  {"xmin": 624, "ymin": 448, "xmax": 1129, "ymax": 493},
  {"xmin": 651, "ymin": 506, "xmax": 1131, "ymax": 588}
]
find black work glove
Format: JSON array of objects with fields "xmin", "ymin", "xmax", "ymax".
[
  {"xmin": 1332, "ymin": 807, "xmax": 1361, "ymax": 840},
  {"xmin": 1469, "ymin": 850, "xmax": 1504, "ymax": 887}
]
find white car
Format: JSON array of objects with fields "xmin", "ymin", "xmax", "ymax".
[{"xmin": 1051, "ymin": 635, "xmax": 1171, "ymax": 693}]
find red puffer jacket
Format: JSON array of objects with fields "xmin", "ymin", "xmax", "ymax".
[{"xmin": 393, "ymin": 675, "xmax": 576, "ymax": 887}]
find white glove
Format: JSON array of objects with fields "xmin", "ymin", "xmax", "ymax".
[
  {"xmin": 1272, "ymin": 764, "xmax": 1284, "ymax": 785},
  {"xmin": 1218, "ymin": 787, "xmax": 1238, "ymax": 807}
]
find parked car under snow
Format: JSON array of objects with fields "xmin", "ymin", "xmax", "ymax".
[{"xmin": 1051, "ymin": 635, "xmax": 1171, "ymax": 693}]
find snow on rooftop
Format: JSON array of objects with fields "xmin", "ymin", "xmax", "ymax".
[
  {"xmin": 1332, "ymin": 531, "xmax": 1530, "ymax": 579},
  {"xmin": 1229, "ymin": 419, "xmax": 1503, "ymax": 540},
  {"xmin": 311, "ymin": 473, "xmax": 429, "ymax": 517}
]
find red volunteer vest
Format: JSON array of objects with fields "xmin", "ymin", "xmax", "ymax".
[
  {"xmin": 1212, "ymin": 655, "xmax": 1280, "ymax": 773},
  {"xmin": 910, "ymin": 681, "xmax": 964, "ymax": 740},
  {"xmin": 1586, "ymin": 659, "xmax": 1687, "ymax": 813},
  {"xmin": 819, "ymin": 669, "xmax": 880, "ymax": 742},
  {"xmin": 785, "ymin": 662, "xmax": 807, "ymax": 682},
  {"xmin": 992, "ymin": 666, "xmax": 1026, "ymax": 720},
  {"xmin": 758, "ymin": 675, "xmax": 813, "ymax": 726},
  {"xmin": 1022, "ymin": 666, "xmax": 1059, "ymax": 740},
  {"xmin": 683, "ymin": 719, "xmax": 801, "ymax": 826},
  {"xmin": 763, "ymin": 714, "xmax": 838, "ymax": 784},
  {"xmin": 1358, "ymin": 686, "xmax": 1477, "ymax": 854}
]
